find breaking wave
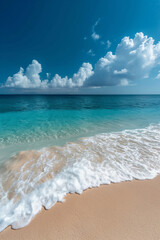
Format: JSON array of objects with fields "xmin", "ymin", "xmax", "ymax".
[{"xmin": 1, "ymin": 124, "xmax": 160, "ymax": 231}]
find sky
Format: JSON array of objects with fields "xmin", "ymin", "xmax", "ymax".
[{"xmin": 0, "ymin": 0, "xmax": 160, "ymax": 94}]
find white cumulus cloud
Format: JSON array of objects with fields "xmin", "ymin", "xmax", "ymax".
[
  {"xmin": 3, "ymin": 32, "xmax": 160, "ymax": 90},
  {"xmin": 85, "ymin": 32, "xmax": 160, "ymax": 87},
  {"xmin": 5, "ymin": 61, "xmax": 93, "ymax": 89},
  {"xmin": 49, "ymin": 63, "xmax": 94, "ymax": 88},
  {"xmin": 5, "ymin": 60, "xmax": 48, "ymax": 88}
]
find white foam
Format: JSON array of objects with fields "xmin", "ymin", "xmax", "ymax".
[{"xmin": 1, "ymin": 124, "xmax": 160, "ymax": 231}]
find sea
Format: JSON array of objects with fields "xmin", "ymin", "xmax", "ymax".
[{"xmin": 1, "ymin": 94, "xmax": 160, "ymax": 231}]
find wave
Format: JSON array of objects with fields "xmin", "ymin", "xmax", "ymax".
[{"xmin": 1, "ymin": 124, "xmax": 160, "ymax": 231}]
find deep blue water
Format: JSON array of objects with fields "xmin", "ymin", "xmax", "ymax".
[{"xmin": 1, "ymin": 95, "xmax": 160, "ymax": 163}]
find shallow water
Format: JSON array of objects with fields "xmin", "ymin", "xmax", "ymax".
[
  {"xmin": 1, "ymin": 95, "xmax": 160, "ymax": 163},
  {"xmin": 1, "ymin": 95, "xmax": 160, "ymax": 231}
]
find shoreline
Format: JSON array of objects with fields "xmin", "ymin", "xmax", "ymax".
[{"xmin": 1, "ymin": 176, "xmax": 160, "ymax": 240}]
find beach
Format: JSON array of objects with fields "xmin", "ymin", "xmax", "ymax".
[{"xmin": 1, "ymin": 175, "xmax": 160, "ymax": 240}]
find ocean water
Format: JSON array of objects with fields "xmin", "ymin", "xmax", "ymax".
[{"xmin": 1, "ymin": 95, "xmax": 160, "ymax": 231}]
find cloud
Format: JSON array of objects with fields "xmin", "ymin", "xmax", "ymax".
[
  {"xmin": 85, "ymin": 32, "xmax": 160, "ymax": 87},
  {"xmin": 101, "ymin": 40, "xmax": 111, "ymax": 48},
  {"xmin": 46, "ymin": 73, "xmax": 50, "ymax": 78},
  {"xmin": 155, "ymin": 71, "xmax": 160, "ymax": 79},
  {"xmin": 91, "ymin": 19, "xmax": 100, "ymax": 40},
  {"xmin": 5, "ymin": 60, "xmax": 48, "ymax": 88},
  {"xmin": 114, "ymin": 68, "xmax": 128, "ymax": 74},
  {"xmin": 49, "ymin": 63, "xmax": 94, "ymax": 88},
  {"xmin": 3, "ymin": 32, "xmax": 160, "ymax": 90},
  {"xmin": 107, "ymin": 40, "xmax": 111, "ymax": 48},
  {"xmin": 5, "ymin": 61, "xmax": 93, "ymax": 89},
  {"xmin": 120, "ymin": 79, "xmax": 129, "ymax": 86},
  {"xmin": 87, "ymin": 49, "xmax": 95, "ymax": 57},
  {"xmin": 91, "ymin": 32, "xmax": 100, "ymax": 40}
]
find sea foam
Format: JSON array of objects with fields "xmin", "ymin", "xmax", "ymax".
[{"xmin": 0, "ymin": 124, "xmax": 160, "ymax": 231}]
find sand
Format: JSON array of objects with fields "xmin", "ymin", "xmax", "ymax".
[{"xmin": 1, "ymin": 176, "xmax": 160, "ymax": 240}]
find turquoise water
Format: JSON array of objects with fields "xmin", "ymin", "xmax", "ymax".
[
  {"xmin": 1, "ymin": 95, "xmax": 160, "ymax": 164},
  {"xmin": 1, "ymin": 95, "xmax": 160, "ymax": 231}
]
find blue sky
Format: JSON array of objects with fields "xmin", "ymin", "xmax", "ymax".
[{"xmin": 1, "ymin": 0, "xmax": 160, "ymax": 94}]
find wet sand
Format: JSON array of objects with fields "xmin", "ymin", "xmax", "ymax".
[{"xmin": 1, "ymin": 175, "xmax": 160, "ymax": 240}]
